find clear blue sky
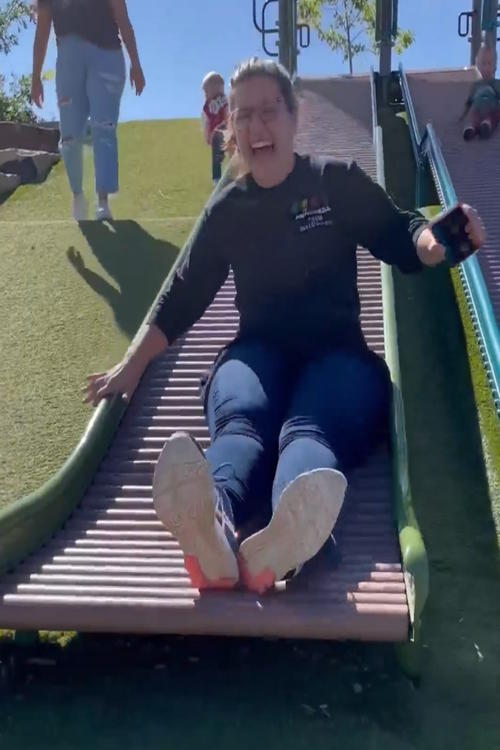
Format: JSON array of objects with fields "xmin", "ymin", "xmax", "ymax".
[{"xmin": 5, "ymin": 0, "xmax": 477, "ymax": 122}]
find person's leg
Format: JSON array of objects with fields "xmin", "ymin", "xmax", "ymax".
[
  {"xmin": 478, "ymin": 105, "xmax": 500, "ymax": 138},
  {"xmin": 211, "ymin": 130, "xmax": 223, "ymax": 184},
  {"xmin": 204, "ymin": 339, "xmax": 292, "ymax": 525},
  {"xmin": 55, "ymin": 36, "xmax": 90, "ymax": 218},
  {"xmin": 478, "ymin": 110, "xmax": 494, "ymax": 139},
  {"xmin": 86, "ymin": 42, "xmax": 125, "ymax": 218},
  {"xmin": 273, "ymin": 350, "xmax": 391, "ymax": 498},
  {"xmin": 462, "ymin": 122, "xmax": 476, "ymax": 141},
  {"xmin": 239, "ymin": 349, "xmax": 392, "ymax": 592},
  {"xmin": 463, "ymin": 107, "xmax": 482, "ymax": 140},
  {"xmin": 152, "ymin": 339, "xmax": 291, "ymax": 589}
]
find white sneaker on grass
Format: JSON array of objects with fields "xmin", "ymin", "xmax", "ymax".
[
  {"xmin": 95, "ymin": 200, "xmax": 113, "ymax": 221},
  {"xmin": 72, "ymin": 193, "xmax": 88, "ymax": 222},
  {"xmin": 152, "ymin": 431, "xmax": 239, "ymax": 590},
  {"xmin": 238, "ymin": 468, "xmax": 347, "ymax": 594}
]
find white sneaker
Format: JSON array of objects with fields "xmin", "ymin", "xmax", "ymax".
[
  {"xmin": 152, "ymin": 431, "xmax": 239, "ymax": 590},
  {"xmin": 72, "ymin": 193, "xmax": 88, "ymax": 222},
  {"xmin": 239, "ymin": 468, "xmax": 347, "ymax": 593},
  {"xmin": 95, "ymin": 201, "xmax": 113, "ymax": 221}
]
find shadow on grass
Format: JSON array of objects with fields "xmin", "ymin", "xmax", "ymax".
[
  {"xmin": 0, "ymin": 187, "xmax": 16, "ymax": 206},
  {"xmin": 67, "ymin": 220, "xmax": 179, "ymax": 339},
  {"xmin": 0, "ymin": 634, "xmax": 418, "ymax": 750}
]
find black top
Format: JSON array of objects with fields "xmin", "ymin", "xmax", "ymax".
[
  {"xmin": 39, "ymin": 0, "xmax": 121, "ymax": 50},
  {"xmin": 151, "ymin": 155, "xmax": 427, "ymax": 355}
]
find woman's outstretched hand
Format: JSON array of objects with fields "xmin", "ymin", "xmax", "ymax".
[
  {"xmin": 416, "ymin": 203, "xmax": 486, "ymax": 267},
  {"xmin": 84, "ymin": 358, "xmax": 145, "ymax": 406},
  {"xmin": 84, "ymin": 325, "xmax": 169, "ymax": 406}
]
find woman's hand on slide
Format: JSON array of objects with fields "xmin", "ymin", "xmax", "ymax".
[
  {"xmin": 84, "ymin": 359, "xmax": 144, "ymax": 406},
  {"xmin": 130, "ymin": 64, "xmax": 146, "ymax": 95},
  {"xmin": 30, "ymin": 77, "xmax": 44, "ymax": 108}
]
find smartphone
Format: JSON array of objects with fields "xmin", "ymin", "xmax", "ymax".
[{"xmin": 429, "ymin": 204, "xmax": 477, "ymax": 267}]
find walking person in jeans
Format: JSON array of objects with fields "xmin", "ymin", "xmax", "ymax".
[
  {"xmin": 31, "ymin": 0, "xmax": 146, "ymax": 221},
  {"xmin": 85, "ymin": 58, "xmax": 485, "ymax": 594}
]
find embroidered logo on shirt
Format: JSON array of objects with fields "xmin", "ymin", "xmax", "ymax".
[{"xmin": 290, "ymin": 195, "xmax": 333, "ymax": 232}]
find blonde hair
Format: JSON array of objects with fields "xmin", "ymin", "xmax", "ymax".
[
  {"xmin": 202, "ymin": 71, "xmax": 225, "ymax": 93},
  {"xmin": 224, "ymin": 57, "xmax": 298, "ymax": 175}
]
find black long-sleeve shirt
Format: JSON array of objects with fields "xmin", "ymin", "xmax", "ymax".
[{"xmin": 151, "ymin": 154, "xmax": 427, "ymax": 354}]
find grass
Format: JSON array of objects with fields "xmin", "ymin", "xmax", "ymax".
[
  {"xmin": 0, "ymin": 109, "xmax": 499, "ymax": 750},
  {"xmin": 416, "ymin": 205, "xmax": 500, "ymax": 536},
  {"xmin": 379, "ymin": 102, "xmax": 500, "ymax": 743},
  {"xmin": 0, "ymin": 119, "xmax": 214, "ymax": 507},
  {"xmin": 450, "ymin": 269, "xmax": 500, "ymax": 529},
  {"xmin": 1, "ymin": 119, "xmax": 212, "ymax": 221}
]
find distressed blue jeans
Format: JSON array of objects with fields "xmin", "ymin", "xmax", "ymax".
[{"xmin": 55, "ymin": 35, "xmax": 125, "ymax": 195}]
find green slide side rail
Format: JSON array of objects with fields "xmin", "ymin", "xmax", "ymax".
[
  {"xmin": 400, "ymin": 64, "xmax": 500, "ymax": 416},
  {"xmin": 371, "ymin": 70, "xmax": 429, "ymax": 645},
  {"xmin": 0, "ymin": 200, "xmax": 217, "ymax": 576},
  {"xmin": 0, "ymin": 399, "xmax": 126, "ymax": 575}
]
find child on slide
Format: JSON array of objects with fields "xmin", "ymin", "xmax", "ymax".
[{"xmin": 461, "ymin": 42, "xmax": 500, "ymax": 140}]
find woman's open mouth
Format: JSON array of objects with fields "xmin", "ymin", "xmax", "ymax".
[{"xmin": 251, "ymin": 141, "xmax": 275, "ymax": 157}]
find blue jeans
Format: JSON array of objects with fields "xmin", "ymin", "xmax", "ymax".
[
  {"xmin": 203, "ymin": 339, "xmax": 392, "ymax": 529},
  {"xmin": 55, "ymin": 35, "xmax": 125, "ymax": 195}
]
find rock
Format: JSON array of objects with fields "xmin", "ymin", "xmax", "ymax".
[
  {"xmin": 0, "ymin": 172, "xmax": 21, "ymax": 195},
  {"xmin": 0, "ymin": 156, "xmax": 37, "ymax": 183},
  {"xmin": 0, "ymin": 121, "xmax": 59, "ymax": 154},
  {"xmin": 0, "ymin": 148, "xmax": 60, "ymax": 184},
  {"xmin": 0, "ymin": 148, "xmax": 18, "ymax": 166}
]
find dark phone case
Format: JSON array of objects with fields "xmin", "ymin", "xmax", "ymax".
[{"xmin": 430, "ymin": 205, "xmax": 476, "ymax": 267}]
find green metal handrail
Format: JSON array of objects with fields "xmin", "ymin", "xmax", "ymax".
[
  {"xmin": 421, "ymin": 124, "xmax": 500, "ymax": 413},
  {"xmin": 398, "ymin": 64, "xmax": 421, "ymax": 163}
]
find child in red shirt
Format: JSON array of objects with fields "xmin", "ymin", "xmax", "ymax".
[{"xmin": 202, "ymin": 72, "xmax": 228, "ymax": 185}]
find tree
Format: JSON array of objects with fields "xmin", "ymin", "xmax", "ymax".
[
  {"xmin": 0, "ymin": 0, "xmax": 32, "ymax": 55},
  {"xmin": 0, "ymin": 73, "xmax": 35, "ymax": 122},
  {"xmin": 0, "ymin": 1, "xmax": 37, "ymax": 122},
  {"xmin": 298, "ymin": 0, "xmax": 414, "ymax": 75}
]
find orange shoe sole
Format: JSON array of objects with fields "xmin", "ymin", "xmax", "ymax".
[
  {"xmin": 238, "ymin": 555, "xmax": 275, "ymax": 594},
  {"xmin": 185, "ymin": 555, "xmax": 238, "ymax": 590}
]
